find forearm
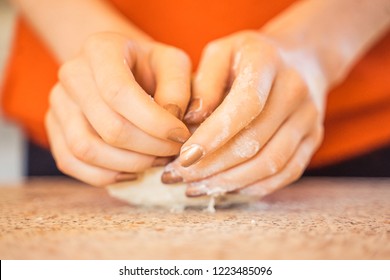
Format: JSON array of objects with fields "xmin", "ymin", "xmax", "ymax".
[
  {"xmin": 11, "ymin": 0, "xmax": 152, "ymax": 62},
  {"xmin": 262, "ymin": 0, "xmax": 390, "ymax": 89}
]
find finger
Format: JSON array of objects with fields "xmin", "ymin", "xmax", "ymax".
[
  {"xmin": 84, "ymin": 34, "xmax": 191, "ymax": 143},
  {"xmin": 162, "ymin": 69, "xmax": 308, "ymax": 182},
  {"xmin": 178, "ymin": 45, "xmax": 277, "ymax": 167},
  {"xmin": 240, "ymin": 129, "xmax": 323, "ymax": 197},
  {"xmin": 49, "ymin": 84, "xmax": 155, "ymax": 173},
  {"xmin": 151, "ymin": 45, "xmax": 192, "ymax": 120},
  {"xmin": 184, "ymin": 39, "xmax": 233, "ymax": 124},
  {"xmin": 59, "ymin": 57, "xmax": 182, "ymax": 156},
  {"xmin": 45, "ymin": 111, "xmax": 134, "ymax": 187},
  {"xmin": 185, "ymin": 100, "xmax": 318, "ymax": 196},
  {"xmin": 151, "ymin": 156, "xmax": 175, "ymax": 167}
]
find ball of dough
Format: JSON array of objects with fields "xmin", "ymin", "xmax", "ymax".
[{"xmin": 106, "ymin": 167, "xmax": 255, "ymax": 210}]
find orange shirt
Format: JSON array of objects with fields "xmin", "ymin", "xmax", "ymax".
[{"xmin": 1, "ymin": 0, "xmax": 390, "ymax": 168}]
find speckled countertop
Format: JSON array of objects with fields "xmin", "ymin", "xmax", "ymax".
[{"xmin": 0, "ymin": 177, "xmax": 389, "ymax": 259}]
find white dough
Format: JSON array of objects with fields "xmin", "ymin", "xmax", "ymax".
[{"xmin": 106, "ymin": 167, "xmax": 256, "ymax": 210}]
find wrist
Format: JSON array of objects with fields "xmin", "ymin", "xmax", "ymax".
[
  {"xmin": 260, "ymin": 0, "xmax": 390, "ymax": 91},
  {"xmin": 260, "ymin": 24, "xmax": 342, "ymax": 96},
  {"xmin": 256, "ymin": 29, "xmax": 329, "ymax": 114}
]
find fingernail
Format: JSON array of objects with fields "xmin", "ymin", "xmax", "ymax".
[
  {"xmin": 152, "ymin": 157, "xmax": 173, "ymax": 167},
  {"xmin": 115, "ymin": 172, "xmax": 138, "ymax": 183},
  {"xmin": 184, "ymin": 110, "xmax": 211, "ymax": 124},
  {"xmin": 179, "ymin": 144, "xmax": 205, "ymax": 167},
  {"xmin": 161, "ymin": 170, "xmax": 183, "ymax": 184},
  {"xmin": 164, "ymin": 103, "xmax": 182, "ymax": 119},
  {"xmin": 187, "ymin": 98, "xmax": 202, "ymax": 113},
  {"xmin": 184, "ymin": 98, "xmax": 207, "ymax": 124},
  {"xmin": 167, "ymin": 127, "xmax": 191, "ymax": 143}
]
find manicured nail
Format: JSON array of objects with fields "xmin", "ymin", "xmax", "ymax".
[
  {"xmin": 184, "ymin": 110, "xmax": 211, "ymax": 125},
  {"xmin": 161, "ymin": 170, "xmax": 183, "ymax": 184},
  {"xmin": 152, "ymin": 157, "xmax": 173, "ymax": 167},
  {"xmin": 184, "ymin": 98, "xmax": 204, "ymax": 124},
  {"xmin": 164, "ymin": 103, "xmax": 182, "ymax": 119},
  {"xmin": 179, "ymin": 144, "xmax": 205, "ymax": 167},
  {"xmin": 115, "ymin": 172, "xmax": 138, "ymax": 183},
  {"xmin": 167, "ymin": 127, "xmax": 191, "ymax": 143}
]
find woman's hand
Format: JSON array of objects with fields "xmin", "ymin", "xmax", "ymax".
[
  {"xmin": 162, "ymin": 30, "xmax": 326, "ymax": 197},
  {"xmin": 46, "ymin": 32, "xmax": 192, "ymax": 186},
  {"xmin": 161, "ymin": 0, "xmax": 390, "ymax": 198}
]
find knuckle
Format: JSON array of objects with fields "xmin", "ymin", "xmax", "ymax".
[
  {"xmin": 55, "ymin": 156, "xmax": 71, "ymax": 177},
  {"xmin": 266, "ymin": 153, "xmax": 286, "ymax": 175},
  {"xmin": 58, "ymin": 60, "xmax": 79, "ymax": 85},
  {"xmin": 164, "ymin": 72, "xmax": 188, "ymax": 86},
  {"xmin": 307, "ymin": 103, "xmax": 323, "ymax": 128},
  {"xmin": 155, "ymin": 44, "xmax": 191, "ymax": 68},
  {"xmin": 290, "ymin": 164, "xmax": 305, "ymax": 181},
  {"xmin": 240, "ymin": 41, "xmax": 260, "ymax": 55},
  {"xmin": 236, "ymin": 30, "xmax": 261, "ymax": 44},
  {"xmin": 171, "ymin": 47, "xmax": 191, "ymax": 66},
  {"xmin": 48, "ymin": 84, "xmax": 61, "ymax": 108},
  {"xmin": 239, "ymin": 32, "xmax": 275, "ymax": 54},
  {"xmin": 286, "ymin": 71, "xmax": 309, "ymax": 101},
  {"xmin": 288, "ymin": 127, "xmax": 302, "ymax": 145},
  {"xmin": 68, "ymin": 137, "xmax": 95, "ymax": 162},
  {"xmin": 283, "ymin": 165, "xmax": 305, "ymax": 187},
  {"xmin": 102, "ymin": 79, "xmax": 128, "ymax": 103},
  {"xmin": 44, "ymin": 111, "xmax": 56, "ymax": 136},
  {"xmin": 100, "ymin": 117, "xmax": 126, "ymax": 146},
  {"xmin": 247, "ymin": 86, "xmax": 267, "ymax": 109},
  {"xmin": 203, "ymin": 40, "xmax": 224, "ymax": 56}
]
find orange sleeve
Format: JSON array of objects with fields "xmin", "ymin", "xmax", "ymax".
[
  {"xmin": 1, "ymin": 18, "xmax": 58, "ymax": 148},
  {"xmin": 310, "ymin": 33, "xmax": 390, "ymax": 168}
]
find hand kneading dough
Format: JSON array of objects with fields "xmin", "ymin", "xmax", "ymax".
[{"xmin": 107, "ymin": 167, "xmax": 256, "ymax": 209}]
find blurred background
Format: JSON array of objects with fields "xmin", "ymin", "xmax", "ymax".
[{"xmin": 0, "ymin": 0, "xmax": 24, "ymax": 184}]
